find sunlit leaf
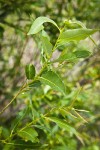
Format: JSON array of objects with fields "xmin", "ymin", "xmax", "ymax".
[
  {"xmin": 18, "ymin": 127, "xmax": 38, "ymax": 143},
  {"xmin": 56, "ymin": 53, "xmax": 77, "ymax": 62},
  {"xmin": 74, "ymin": 50, "xmax": 91, "ymax": 58},
  {"xmin": 27, "ymin": 16, "xmax": 60, "ymax": 35},
  {"xmin": 57, "ymin": 29, "xmax": 98, "ymax": 46},
  {"xmin": 39, "ymin": 71, "xmax": 66, "ymax": 95},
  {"xmin": 33, "ymin": 125, "xmax": 51, "ymax": 132},
  {"xmin": 59, "ymin": 108, "xmax": 77, "ymax": 119},
  {"xmin": 45, "ymin": 117, "xmax": 77, "ymax": 135}
]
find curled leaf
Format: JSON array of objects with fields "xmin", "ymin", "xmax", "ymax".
[
  {"xmin": 28, "ymin": 16, "xmax": 60, "ymax": 35},
  {"xmin": 25, "ymin": 64, "xmax": 35, "ymax": 80}
]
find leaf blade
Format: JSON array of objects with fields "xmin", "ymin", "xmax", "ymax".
[
  {"xmin": 25, "ymin": 64, "xmax": 35, "ymax": 80},
  {"xmin": 58, "ymin": 29, "xmax": 99, "ymax": 46},
  {"xmin": 41, "ymin": 36, "xmax": 53, "ymax": 58},
  {"xmin": 56, "ymin": 53, "xmax": 77, "ymax": 62},
  {"xmin": 39, "ymin": 71, "xmax": 66, "ymax": 95},
  {"xmin": 18, "ymin": 127, "xmax": 38, "ymax": 143},
  {"xmin": 74, "ymin": 50, "xmax": 91, "ymax": 58},
  {"xmin": 45, "ymin": 117, "xmax": 77, "ymax": 135},
  {"xmin": 28, "ymin": 16, "xmax": 60, "ymax": 35}
]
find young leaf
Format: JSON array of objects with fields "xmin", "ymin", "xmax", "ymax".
[
  {"xmin": 18, "ymin": 127, "xmax": 38, "ymax": 143},
  {"xmin": 25, "ymin": 64, "xmax": 35, "ymax": 80},
  {"xmin": 64, "ymin": 20, "xmax": 82, "ymax": 29},
  {"xmin": 27, "ymin": 16, "xmax": 60, "ymax": 35},
  {"xmin": 41, "ymin": 36, "xmax": 53, "ymax": 58},
  {"xmin": 45, "ymin": 117, "xmax": 77, "ymax": 135},
  {"xmin": 39, "ymin": 71, "xmax": 66, "ymax": 95},
  {"xmin": 74, "ymin": 50, "xmax": 91, "ymax": 58},
  {"xmin": 57, "ymin": 29, "xmax": 98, "ymax": 46}
]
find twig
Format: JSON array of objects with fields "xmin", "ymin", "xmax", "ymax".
[{"xmin": 0, "ymin": 82, "xmax": 26, "ymax": 115}]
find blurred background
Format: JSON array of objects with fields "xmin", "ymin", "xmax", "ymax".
[{"xmin": 0, "ymin": 0, "xmax": 100, "ymax": 149}]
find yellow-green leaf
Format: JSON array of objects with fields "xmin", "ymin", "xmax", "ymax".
[
  {"xmin": 18, "ymin": 127, "xmax": 38, "ymax": 143},
  {"xmin": 45, "ymin": 117, "xmax": 77, "ymax": 135}
]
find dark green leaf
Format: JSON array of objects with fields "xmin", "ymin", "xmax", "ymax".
[
  {"xmin": 6, "ymin": 140, "xmax": 45, "ymax": 149},
  {"xmin": 0, "ymin": 127, "xmax": 2, "ymax": 137},
  {"xmin": 39, "ymin": 71, "xmax": 66, "ymax": 95},
  {"xmin": 25, "ymin": 64, "xmax": 35, "ymax": 80},
  {"xmin": 0, "ymin": 26, "xmax": 4, "ymax": 38}
]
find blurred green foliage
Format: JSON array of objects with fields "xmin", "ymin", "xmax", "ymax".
[{"xmin": 0, "ymin": 0, "xmax": 100, "ymax": 150}]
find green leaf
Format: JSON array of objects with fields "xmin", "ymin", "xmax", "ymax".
[
  {"xmin": 28, "ymin": 80, "xmax": 41, "ymax": 88},
  {"xmin": 27, "ymin": 16, "xmax": 60, "ymax": 35},
  {"xmin": 45, "ymin": 117, "xmax": 77, "ymax": 135},
  {"xmin": 57, "ymin": 29, "xmax": 98, "ymax": 46},
  {"xmin": 18, "ymin": 127, "xmax": 38, "ymax": 143},
  {"xmin": 33, "ymin": 125, "xmax": 51, "ymax": 132},
  {"xmin": 74, "ymin": 50, "xmax": 91, "ymax": 58},
  {"xmin": 0, "ymin": 127, "xmax": 10, "ymax": 139},
  {"xmin": 59, "ymin": 108, "xmax": 77, "ymax": 119},
  {"xmin": 64, "ymin": 20, "xmax": 82, "ymax": 29},
  {"xmin": 0, "ymin": 26, "xmax": 4, "ymax": 38},
  {"xmin": 25, "ymin": 64, "xmax": 35, "ymax": 80},
  {"xmin": 56, "ymin": 53, "xmax": 77, "ymax": 62},
  {"xmin": 0, "ymin": 126, "xmax": 2, "ymax": 137},
  {"xmin": 42, "ymin": 30, "xmax": 50, "ymax": 40},
  {"xmin": 7, "ymin": 140, "xmax": 45, "ymax": 149},
  {"xmin": 41, "ymin": 36, "xmax": 53, "ymax": 58},
  {"xmin": 11, "ymin": 108, "xmax": 28, "ymax": 134},
  {"xmin": 39, "ymin": 71, "xmax": 66, "ymax": 95}
]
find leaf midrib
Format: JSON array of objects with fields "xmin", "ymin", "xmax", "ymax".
[
  {"xmin": 59, "ymin": 30, "xmax": 95, "ymax": 41},
  {"xmin": 40, "ymin": 77, "xmax": 65, "ymax": 94},
  {"xmin": 19, "ymin": 130, "xmax": 36, "ymax": 140}
]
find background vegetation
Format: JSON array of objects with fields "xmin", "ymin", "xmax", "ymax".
[{"xmin": 0, "ymin": 0, "xmax": 100, "ymax": 149}]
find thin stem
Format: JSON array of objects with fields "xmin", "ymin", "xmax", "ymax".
[
  {"xmin": 48, "ymin": 25, "xmax": 66, "ymax": 61},
  {"xmin": 4, "ymin": 106, "xmax": 57, "ymax": 142},
  {"xmin": 72, "ymin": 21, "xmax": 98, "ymax": 47},
  {"xmin": 0, "ymin": 82, "xmax": 27, "ymax": 115},
  {"xmin": 0, "ymin": 62, "xmax": 48, "ymax": 116},
  {"xmin": 69, "ymin": 87, "xmax": 83, "ymax": 109},
  {"xmin": 29, "ymin": 92, "xmax": 34, "ymax": 120}
]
